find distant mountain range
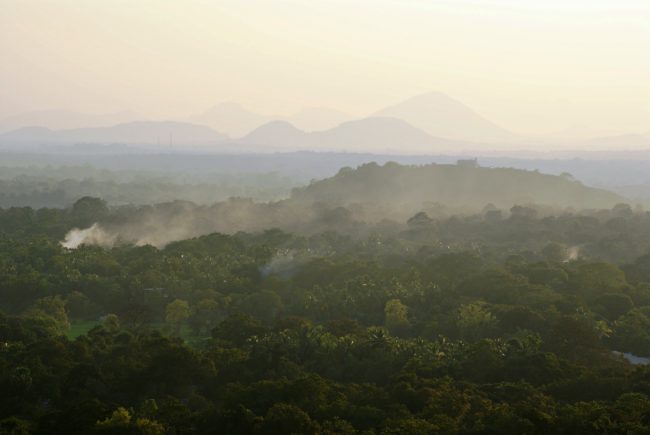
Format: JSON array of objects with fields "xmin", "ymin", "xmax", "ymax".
[
  {"xmin": 238, "ymin": 117, "xmax": 462, "ymax": 153},
  {"xmin": 187, "ymin": 102, "xmax": 351, "ymax": 136},
  {"xmin": 1, "ymin": 92, "xmax": 648, "ymax": 152},
  {"xmin": 291, "ymin": 161, "xmax": 623, "ymax": 211},
  {"xmin": 189, "ymin": 93, "xmax": 515, "ymax": 142},
  {"xmin": 0, "ymin": 121, "xmax": 228, "ymax": 147},
  {"xmin": 0, "ymin": 117, "xmax": 464, "ymax": 154}
]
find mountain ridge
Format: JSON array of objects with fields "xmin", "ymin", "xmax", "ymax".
[
  {"xmin": 238, "ymin": 117, "xmax": 463, "ymax": 152},
  {"xmin": 372, "ymin": 92, "xmax": 516, "ymax": 143}
]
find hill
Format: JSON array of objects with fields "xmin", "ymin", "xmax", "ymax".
[
  {"xmin": 239, "ymin": 120, "xmax": 307, "ymax": 148},
  {"xmin": 239, "ymin": 117, "xmax": 461, "ymax": 152},
  {"xmin": 373, "ymin": 92, "xmax": 516, "ymax": 143},
  {"xmin": 188, "ymin": 103, "xmax": 351, "ymax": 137},
  {"xmin": 291, "ymin": 161, "xmax": 623, "ymax": 211},
  {"xmin": 0, "ymin": 121, "xmax": 229, "ymax": 146}
]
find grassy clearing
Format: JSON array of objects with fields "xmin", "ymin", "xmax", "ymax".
[{"xmin": 66, "ymin": 320, "xmax": 101, "ymax": 339}]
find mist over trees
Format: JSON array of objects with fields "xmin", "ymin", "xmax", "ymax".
[
  {"xmin": 4, "ymin": 151, "xmax": 650, "ymax": 207},
  {"xmin": 4, "ymin": 157, "xmax": 650, "ymax": 433},
  {"xmin": 3, "ymin": 187, "xmax": 650, "ymax": 432},
  {"xmin": 293, "ymin": 162, "xmax": 621, "ymax": 211},
  {"xmin": 4, "ymin": 0, "xmax": 650, "ymax": 431}
]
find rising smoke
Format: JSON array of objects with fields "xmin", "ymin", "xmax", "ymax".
[{"xmin": 60, "ymin": 223, "xmax": 117, "ymax": 249}]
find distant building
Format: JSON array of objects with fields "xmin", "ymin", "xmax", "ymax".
[{"xmin": 456, "ymin": 158, "xmax": 479, "ymax": 168}]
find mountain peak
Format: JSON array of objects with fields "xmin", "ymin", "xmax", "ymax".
[
  {"xmin": 251, "ymin": 120, "xmax": 302, "ymax": 133},
  {"xmin": 373, "ymin": 92, "xmax": 515, "ymax": 143},
  {"xmin": 238, "ymin": 121, "xmax": 306, "ymax": 148}
]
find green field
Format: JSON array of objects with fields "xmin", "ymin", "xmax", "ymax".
[{"xmin": 66, "ymin": 320, "xmax": 101, "ymax": 339}]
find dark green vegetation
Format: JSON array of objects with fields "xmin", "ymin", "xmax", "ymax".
[
  {"xmin": 0, "ymin": 157, "xmax": 632, "ymax": 209},
  {"xmin": 293, "ymin": 162, "xmax": 622, "ymax": 210},
  {"xmin": 4, "ymin": 190, "xmax": 650, "ymax": 434}
]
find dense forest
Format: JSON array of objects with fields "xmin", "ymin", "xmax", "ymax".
[
  {"xmin": 3, "ymin": 180, "xmax": 650, "ymax": 433},
  {"xmin": 0, "ymin": 165, "xmax": 297, "ymax": 208}
]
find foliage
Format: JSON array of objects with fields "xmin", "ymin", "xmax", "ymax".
[{"xmin": 2, "ymin": 199, "xmax": 650, "ymax": 433}]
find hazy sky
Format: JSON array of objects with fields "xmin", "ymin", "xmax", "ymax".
[{"xmin": 2, "ymin": 0, "xmax": 649, "ymax": 135}]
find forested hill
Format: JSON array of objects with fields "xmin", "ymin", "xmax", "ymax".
[{"xmin": 291, "ymin": 161, "xmax": 624, "ymax": 210}]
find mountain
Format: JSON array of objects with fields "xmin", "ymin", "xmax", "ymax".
[
  {"xmin": 188, "ymin": 102, "xmax": 269, "ymax": 137},
  {"xmin": 0, "ymin": 121, "xmax": 229, "ymax": 146},
  {"xmin": 372, "ymin": 92, "xmax": 516, "ymax": 143},
  {"xmin": 291, "ymin": 161, "xmax": 623, "ymax": 211},
  {"xmin": 0, "ymin": 110, "xmax": 143, "ymax": 133},
  {"xmin": 189, "ymin": 103, "xmax": 351, "ymax": 137},
  {"xmin": 239, "ymin": 117, "xmax": 461, "ymax": 153},
  {"xmin": 285, "ymin": 107, "xmax": 351, "ymax": 132},
  {"xmin": 311, "ymin": 117, "xmax": 460, "ymax": 152},
  {"xmin": 239, "ymin": 121, "xmax": 307, "ymax": 148}
]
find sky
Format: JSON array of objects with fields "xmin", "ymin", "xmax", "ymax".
[{"xmin": 1, "ymin": 0, "xmax": 649, "ymax": 136}]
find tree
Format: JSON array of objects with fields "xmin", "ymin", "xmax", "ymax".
[
  {"xmin": 570, "ymin": 262, "xmax": 627, "ymax": 298},
  {"xmin": 70, "ymin": 196, "xmax": 109, "ymax": 227},
  {"xmin": 384, "ymin": 299, "xmax": 410, "ymax": 336},
  {"xmin": 165, "ymin": 299, "xmax": 190, "ymax": 335},
  {"xmin": 459, "ymin": 269, "xmax": 528, "ymax": 304},
  {"xmin": 407, "ymin": 212, "xmax": 434, "ymax": 229},
  {"xmin": 188, "ymin": 298, "xmax": 224, "ymax": 335},
  {"xmin": 259, "ymin": 403, "xmax": 318, "ymax": 435},
  {"xmin": 0, "ymin": 417, "xmax": 31, "ymax": 435},
  {"xmin": 609, "ymin": 309, "xmax": 650, "ymax": 356},
  {"xmin": 96, "ymin": 407, "xmax": 132, "ymax": 428},
  {"xmin": 510, "ymin": 205, "xmax": 538, "ymax": 220},
  {"xmin": 594, "ymin": 293, "xmax": 634, "ymax": 320},
  {"xmin": 549, "ymin": 315, "xmax": 602, "ymax": 361},
  {"xmin": 212, "ymin": 313, "xmax": 267, "ymax": 346},
  {"xmin": 103, "ymin": 313, "xmax": 121, "ymax": 333},
  {"xmin": 66, "ymin": 290, "xmax": 100, "ymax": 319},
  {"xmin": 236, "ymin": 290, "xmax": 283, "ymax": 324},
  {"xmin": 458, "ymin": 302, "xmax": 496, "ymax": 341},
  {"xmin": 26, "ymin": 295, "xmax": 70, "ymax": 335},
  {"xmin": 542, "ymin": 242, "xmax": 567, "ymax": 262},
  {"xmin": 96, "ymin": 407, "xmax": 165, "ymax": 435}
]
